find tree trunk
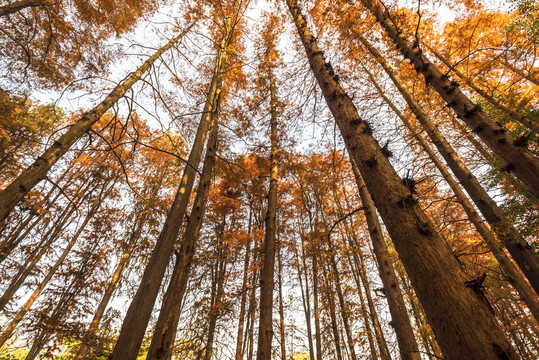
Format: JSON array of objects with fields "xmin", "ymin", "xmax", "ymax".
[
  {"xmin": 256, "ymin": 54, "xmax": 280, "ymax": 360},
  {"xmin": 312, "ymin": 257, "xmax": 323, "ymax": 360},
  {"xmin": 357, "ymin": 36, "xmax": 539, "ymax": 302},
  {"xmin": 286, "ymin": 1, "xmax": 518, "ymax": 358},
  {"xmin": 358, "ymin": 0, "xmax": 539, "ymax": 199},
  {"xmin": 500, "ymin": 59, "xmax": 539, "ymax": 87},
  {"xmin": 110, "ymin": 19, "xmax": 229, "ymax": 360},
  {"xmin": 427, "ymin": 46, "xmax": 539, "ymax": 135},
  {"xmin": 364, "ymin": 68, "xmax": 539, "ymax": 320},
  {"xmin": 296, "ymin": 246, "xmax": 315, "ymax": 360},
  {"xmin": 235, "ymin": 209, "xmax": 252, "ymax": 360},
  {"xmin": 321, "ymin": 262, "xmax": 344, "ymax": 360},
  {"xmin": 0, "ymin": 24, "xmax": 194, "ymax": 223},
  {"xmin": 348, "ymin": 159, "xmax": 421, "ymax": 360},
  {"xmin": 146, "ymin": 99, "xmax": 220, "ymax": 360}
]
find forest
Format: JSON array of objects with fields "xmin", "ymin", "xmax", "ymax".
[{"xmin": 0, "ymin": 0, "xmax": 537, "ymax": 359}]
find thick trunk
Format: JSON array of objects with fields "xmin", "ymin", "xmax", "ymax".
[
  {"xmin": 286, "ymin": 1, "xmax": 518, "ymax": 358},
  {"xmin": 349, "ymin": 159, "xmax": 420, "ymax": 360},
  {"xmin": 256, "ymin": 57, "xmax": 279, "ymax": 360},
  {"xmin": 146, "ymin": 103, "xmax": 220, "ymax": 360},
  {"xmin": 110, "ymin": 20, "xmax": 228, "ymax": 360},
  {"xmin": 0, "ymin": 26, "xmax": 193, "ymax": 223},
  {"xmin": 358, "ymin": 0, "xmax": 539, "ymax": 199},
  {"xmin": 365, "ymin": 70, "xmax": 539, "ymax": 320},
  {"xmin": 357, "ymin": 36, "xmax": 539, "ymax": 302}
]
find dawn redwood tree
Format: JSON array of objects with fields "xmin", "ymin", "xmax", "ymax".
[
  {"xmin": 358, "ymin": 0, "xmax": 539, "ymax": 199},
  {"xmin": 285, "ymin": 0, "xmax": 518, "ymax": 358}
]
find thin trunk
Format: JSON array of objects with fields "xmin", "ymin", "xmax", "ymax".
[
  {"xmin": 296, "ymin": 247, "xmax": 315, "ymax": 360},
  {"xmin": 328, "ymin": 252, "xmax": 359, "ymax": 360},
  {"xmin": 358, "ymin": 45, "xmax": 539, "ymax": 313},
  {"xmin": 256, "ymin": 55, "xmax": 279, "ymax": 360},
  {"xmin": 312, "ymin": 257, "xmax": 322, "ymax": 360},
  {"xmin": 146, "ymin": 100, "xmax": 220, "ymax": 360},
  {"xmin": 235, "ymin": 209, "xmax": 252, "ymax": 360},
  {"xmin": 427, "ymin": 46, "xmax": 539, "ymax": 134},
  {"xmin": 500, "ymin": 59, "xmax": 539, "ymax": 87},
  {"xmin": 74, "ymin": 222, "xmax": 141, "ymax": 360},
  {"xmin": 205, "ymin": 255, "xmax": 227, "ymax": 360},
  {"xmin": 321, "ymin": 263, "xmax": 343, "ymax": 360},
  {"xmin": 349, "ymin": 160, "xmax": 420, "ymax": 360},
  {"xmin": 277, "ymin": 239, "xmax": 286, "ymax": 360},
  {"xmin": 358, "ymin": 0, "xmax": 539, "ymax": 199},
  {"xmin": 110, "ymin": 18, "xmax": 229, "ymax": 360},
  {"xmin": 286, "ymin": 1, "xmax": 518, "ymax": 358},
  {"xmin": 0, "ymin": 0, "xmax": 54, "ymax": 17},
  {"xmin": 0, "ymin": 24, "xmax": 194, "ymax": 223}
]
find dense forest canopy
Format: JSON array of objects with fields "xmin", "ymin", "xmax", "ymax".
[{"xmin": 0, "ymin": 0, "xmax": 537, "ymax": 359}]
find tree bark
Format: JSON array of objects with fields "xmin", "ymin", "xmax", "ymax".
[
  {"xmin": 146, "ymin": 99, "xmax": 220, "ymax": 360},
  {"xmin": 348, "ymin": 159, "xmax": 421, "ymax": 360},
  {"xmin": 357, "ymin": 35, "xmax": 539, "ymax": 299},
  {"xmin": 286, "ymin": 1, "xmax": 518, "ymax": 358},
  {"xmin": 427, "ymin": 46, "xmax": 539, "ymax": 135},
  {"xmin": 256, "ymin": 54, "xmax": 280, "ymax": 360},
  {"xmin": 358, "ymin": 0, "xmax": 539, "ymax": 199},
  {"xmin": 235, "ymin": 209, "xmax": 252, "ymax": 360}
]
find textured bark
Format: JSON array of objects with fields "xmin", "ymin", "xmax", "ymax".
[
  {"xmin": 110, "ymin": 20, "xmax": 228, "ymax": 360},
  {"xmin": 0, "ymin": 0, "xmax": 53, "ymax": 17},
  {"xmin": 0, "ymin": 25, "xmax": 193, "ymax": 223},
  {"xmin": 427, "ymin": 46, "xmax": 539, "ymax": 135},
  {"xmin": 256, "ymin": 55, "xmax": 279, "ymax": 360},
  {"xmin": 146, "ymin": 104, "xmax": 219, "ymax": 360},
  {"xmin": 359, "ymin": 0, "xmax": 539, "ymax": 199},
  {"xmin": 365, "ymin": 70, "xmax": 539, "ymax": 321},
  {"xmin": 349, "ymin": 159, "xmax": 421, "ymax": 360},
  {"xmin": 286, "ymin": 1, "xmax": 518, "ymax": 358},
  {"xmin": 357, "ymin": 36, "xmax": 539, "ymax": 298}
]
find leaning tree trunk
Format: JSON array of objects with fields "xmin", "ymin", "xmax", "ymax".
[
  {"xmin": 356, "ymin": 34, "xmax": 539, "ymax": 297},
  {"xmin": 426, "ymin": 46, "xmax": 539, "ymax": 135},
  {"xmin": 358, "ymin": 0, "xmax": 539, "ymax": 199},
  {"xmin": 285, "ymin": 1, "xmax": 518, "ymax": 358},
  {"xmin": 364, "ymin": 68, "xmax": 539, "ymax": 321},
  {"xmin": 109, "ymin": 18, "xmax": 231, "ymax": 360},
  {"xmin": 348, "ymin": 158, "xmax": 421, "ymax": 360},
  {"xmin": 256, "ymin": 55, "xmax": 280, "ymax": 360},
  {"xmin": 146, "ymin": 101, "xmax": 220, "ymax": 360},
  {"xmin": 0, "ymin": 24, "xmax": 194, "ymax": 223}
]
